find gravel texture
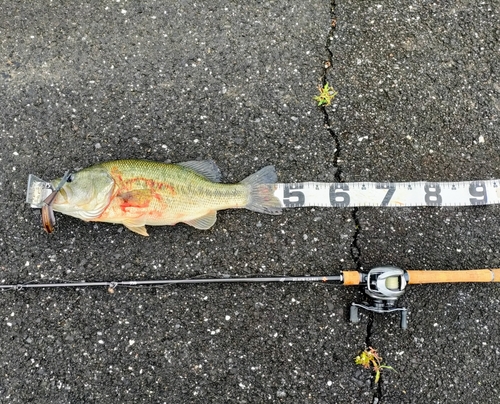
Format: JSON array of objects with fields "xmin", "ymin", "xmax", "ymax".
[{"xmin": 1, "ymin": 0, "xmax": 499, "ymax": 403}]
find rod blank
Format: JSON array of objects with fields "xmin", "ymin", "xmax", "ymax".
[{"xmin": 0, "ymin": 275, "xmax": 343, "ymax": 291}]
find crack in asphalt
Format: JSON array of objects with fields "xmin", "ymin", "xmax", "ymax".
[
  {"xmin": 323, "ymin": 2, "xmax": 378, "ymax": 402},
  {"xmin": 366, "ymin": 316, "xmax": 383, "ymax": 403},
  {"xmin": 320, "ymin": 1, "xmax": 363, "ymax": 273},
  {"xmin": 350, "ymin": 207, "xmax": 362, "ymax": 269},
  {"xmin": 320, "ymin": 2, "xmax": 341, "ymax": 181}
]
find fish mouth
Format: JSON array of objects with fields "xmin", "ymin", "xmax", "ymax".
[
  {"xmin": 45, "ymin": 180, "xmax": 70, "ymax": 208},
  {"xmin": 54, "ymin": 187, "xmax": 68, "ymax": 204},
  {"xmin": 48, "ymin": 171, "xmax": 73, "ymax": 206}
]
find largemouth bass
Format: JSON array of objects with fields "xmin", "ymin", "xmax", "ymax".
[{"xmin": 48, "ymin": 159, "xmax": 282, "ymax": 236}]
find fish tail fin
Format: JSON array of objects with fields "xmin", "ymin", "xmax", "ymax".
[{"xmin": 240, "ymin": 166, "xmax": 282, "ymax": 215}]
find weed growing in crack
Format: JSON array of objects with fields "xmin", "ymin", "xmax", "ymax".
[
  {"xmin": 355, "ymin": 347, "xmax": 395, "ymax": 384},
  {"xmin": 314, "ymin": 83, "xmax": 337, "ymax": 107}
]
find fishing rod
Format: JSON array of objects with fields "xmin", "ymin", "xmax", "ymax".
[{"xmin": 3, "ymin": 266, "xmax": 499, "ymax": 330}]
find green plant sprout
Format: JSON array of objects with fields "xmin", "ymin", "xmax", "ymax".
[
  {"xmin": 355, "ymin": 347, "xmax": 395, "ymax": 384},
  {"xmin": 313, "ymin": 83, "xmax": 338, "ymax": 106}
]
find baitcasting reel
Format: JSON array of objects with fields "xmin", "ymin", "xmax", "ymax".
[{"xmin": 349, "ymin": 266, "xmax": 408, "ymax": 329}]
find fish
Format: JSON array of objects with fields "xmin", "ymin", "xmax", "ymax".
[{"xmin": 48, "ymin": 159, "xmax": 282, "ymax": 236}]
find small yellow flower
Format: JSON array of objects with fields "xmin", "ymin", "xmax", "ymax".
[
  {"xmin": 313, "ymin": 83, "xmax": 338, "ymax": 107},
  {"xmin": 355, "ymin": 347, "xmax": 395, "ymax": 384}
]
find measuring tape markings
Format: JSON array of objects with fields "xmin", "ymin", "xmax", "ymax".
[{"xmin": 274, "ymin": 180, "xmax": 499, "ymax": 208}]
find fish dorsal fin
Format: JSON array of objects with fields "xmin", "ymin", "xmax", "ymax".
[
  {"xmin": 184, "ymin": 211, "xmax": 217, "ymax": 230},
  {"xmin": 177, "ymin": 160, "xmax": 222, "ymax": 182}
]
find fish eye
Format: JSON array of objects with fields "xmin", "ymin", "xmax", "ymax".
[{"xmin": 66, "ymin": 174, "xmax": 75, "ymax": 183}]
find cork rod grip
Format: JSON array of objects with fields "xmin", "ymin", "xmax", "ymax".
[
  {"xmin": 407, "ymin": 269, "xmax": 500, "ymax": 284},
  {"xmin": 342, "ymin": 271, "xmax": 362, "ymax": 285}
]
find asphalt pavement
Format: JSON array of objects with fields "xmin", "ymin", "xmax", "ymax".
[{"xmin": 1, "ymin": 0, "xmax": 499, "ymax": 403}]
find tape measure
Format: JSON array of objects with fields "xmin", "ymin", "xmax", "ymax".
[{"xmin": 274, "ymin": 180, "xmax": 499, "ymax": 208}]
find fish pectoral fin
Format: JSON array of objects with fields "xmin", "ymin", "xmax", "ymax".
[
  {"xmin": 184, "ymin": 211, "xmax": 217, "ymax": 230},
  {"xmin": 177, "ymin": 160, "xmax": 222, "ymax": 182}
]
